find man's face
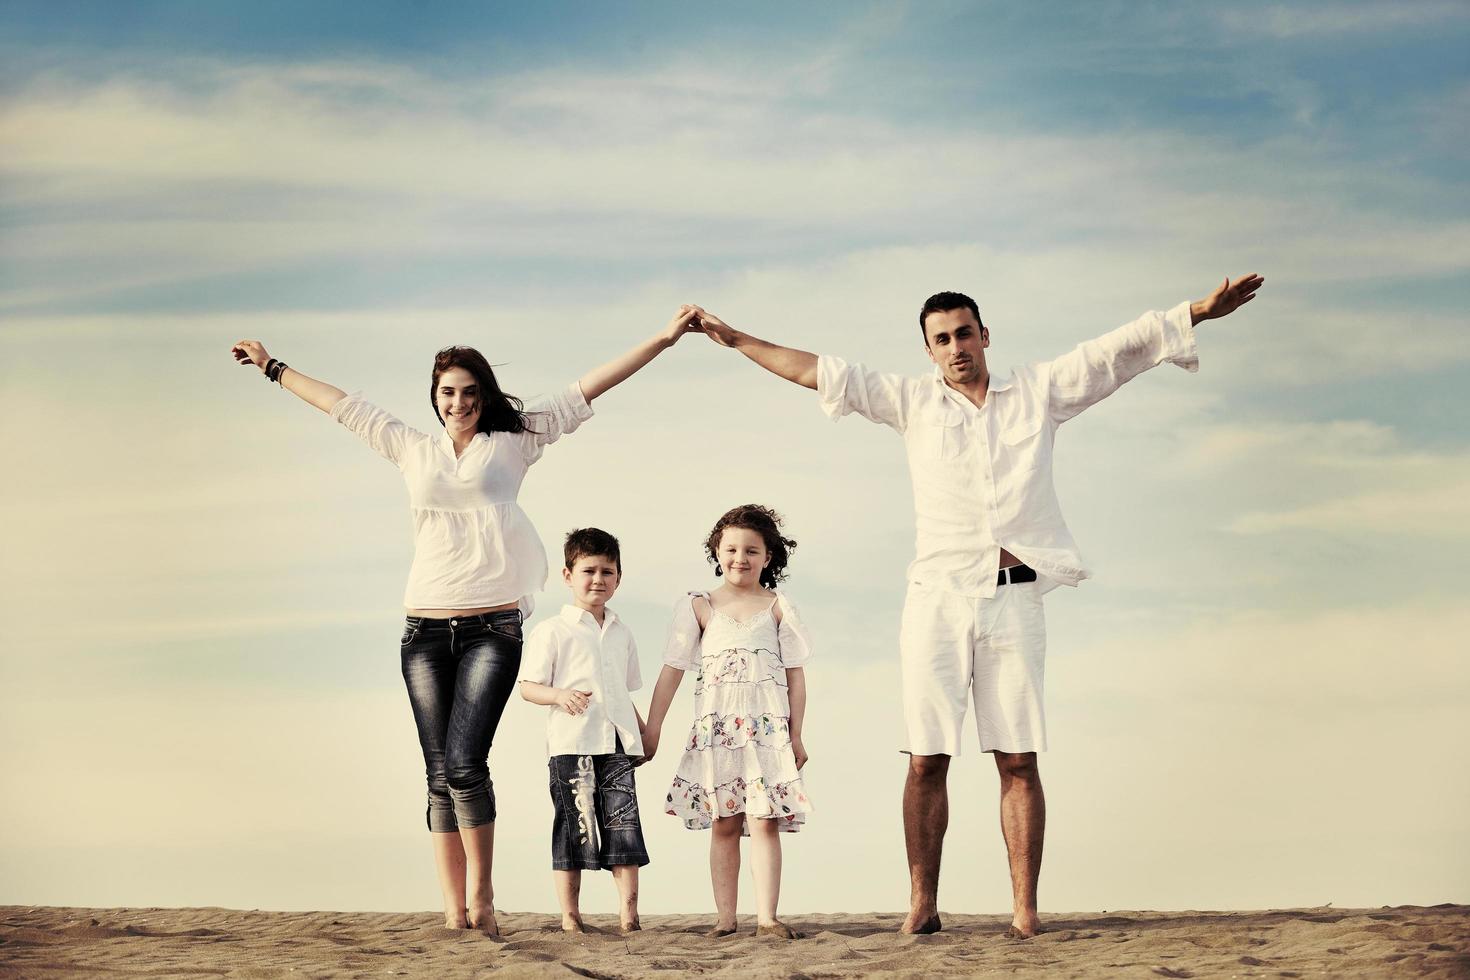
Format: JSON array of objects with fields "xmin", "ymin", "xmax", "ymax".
[{"xmin": 923, "ymin": 308, "xmax": 989, "ymax": 386}]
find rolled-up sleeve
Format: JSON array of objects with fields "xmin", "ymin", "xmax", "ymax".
[
  {"xmin": 662, "ymin": 594, "xmax": 703, "ymax": 671},
  {"xmin": 775, "ymin": 593, "xmax": 814, "ymax": 667},
  {"xmin": 518, "ymin": 622, "xmax": 559, "ymax": 686},
  {"xmin": 517, "ymin": 382, "xmax": 595, "ymax": 463},
  {"xmin": 330, "ymin": 393, "xmax": 417, "ymax": 466},
  {"xmin": 817, "ymin": 355, "xmax": 915, "ymax": 432},
  {"xmin": 1046, "ymin": 301, "xmax": 1198, "ymax": 424}
]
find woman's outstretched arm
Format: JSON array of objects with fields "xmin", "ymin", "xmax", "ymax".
[
  {"xmin": 577, "ymin": 306, "xmax": 702, "ymax": 402},
  {"xmin": 231, "ymin": 340, "xmax": 347, "ymax": 413}
]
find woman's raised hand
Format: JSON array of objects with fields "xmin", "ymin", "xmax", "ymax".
[
  {"xmin": 231, "ymin": 339, "xmax": 273, "ymax": 373},
  {"xmin": 660, "ymin": 305, "xmax": 704, "ymax": 346}
]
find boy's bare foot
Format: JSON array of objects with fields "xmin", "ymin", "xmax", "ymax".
[
  {"xmin": 704, "ymin": 924, "xmax": 738, "ymax": 938},
  {"xmin": 900, "ymin": 911, "xmax": 942, "ymax": 935},
  {"xmin": 467, "ymin": 904, "xmax": 499, "ymax": 937},
  {"xmin": 561, "ymin": 916, "xmax": 587, "ymax": 933},
  {"xmin": 755, "ymin": 919, "xmax": 799, "ymax": 940}
]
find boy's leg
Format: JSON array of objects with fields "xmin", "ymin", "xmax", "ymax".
[
  {"xmin": 749, "ymin": 818, "xmax": 796, "ymax": 939},
  {"xmin": 611, "ymin": 864, "xmax": 640, "ymax": 932},
  {"xmin": 554, "ymin": 869, "xmax": 584, "ymax": 932},
  {"xmin": 709, "ymin": 815, "xmax": 742, "ymax": 935}
]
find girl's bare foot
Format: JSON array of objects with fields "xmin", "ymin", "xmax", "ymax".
[
  {"xmin": 561, "ymin": 915, "xmax": 587, "ymax": 933},
  {"xmin": 704, "ymin": 923, "xmax": 737, "ymax": 938},
  {"xmin": 756, "ymin": 919, "xmax": 799, "ymax": 939},
  {"xmin": 467, "ymin": 904, "xmax": 499, "ymax": 936},
  {"xmin": 443, "ymin": 907, "xmax": 469, "ymax": 930}
]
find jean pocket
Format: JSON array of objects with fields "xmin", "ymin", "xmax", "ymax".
[
  {"xmin": 400, "ymin": 623, "xmax": 420, "ymax": 646},
  {"xmin": 488, "ymin": 615, "xmax": 523, "ymax": 642}
]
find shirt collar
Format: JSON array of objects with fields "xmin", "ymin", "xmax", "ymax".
[
  {"xmin": 931, "ymin": 365, "xmax": 1014, "ymax": 401},
  {"xmin": 559, "ymin": 604, "xmax": 618, "ymax": 629}
]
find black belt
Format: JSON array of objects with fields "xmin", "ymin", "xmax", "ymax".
[{"xmin": 997, "ymin": 564, "xmax": 1037, "ymax": 586}]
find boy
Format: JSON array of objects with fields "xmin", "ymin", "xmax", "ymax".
[{"xmin": 519, "ymin": 527, "xmax": 650, "ymax": 933}]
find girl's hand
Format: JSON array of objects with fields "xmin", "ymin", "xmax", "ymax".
[
  {"xmin": 638, "ymin": 724, "xmax": 660, "ymax": 765},
  {"xmin": 554, "ymin": 688, "xmax": 593, "ymax": 716},
  {"xmin": 660, "ymin": 305, "xmax": 704, "ymax": 346},
  {"xmin": 697, "ymin": 310, "xmax": 740, "ymax": 348},
  {"xmin": 792, "ymin": 736, "xmax": 808, "ymax": 770},
  {"xmin": 231, "ymin": 339, "xmax": 273, "ymax": 372}
]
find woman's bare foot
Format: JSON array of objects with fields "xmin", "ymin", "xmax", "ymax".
[
  {"xmin": 704, "ymin": 923, "xmax": 737, "ymax": 938},
  {"xmin": 443, "ymin": 907, "xmax": 469, "ymax": 930},
  {"xmin": 755, "ymin": 919, "xmax": 799, "ymax": 939},
  {"xmin": 619, "ymin": 916, "xmax": 641, "ymax": 933},
  {"xmin": 900, "ymin": 911, "xmax": 942, "ymax": 935},
  {"xmin": 467, "ymin": 904, "xmax": 499, "ymax": 937}
]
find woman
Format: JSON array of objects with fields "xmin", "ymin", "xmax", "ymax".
[{"xmin": 229, "ymin": 306, "xmax": 700, "ymax": 933}]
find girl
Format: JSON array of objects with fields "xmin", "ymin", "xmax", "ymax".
[
  {"xmin": 228, "ymin": 306, "xmax": 700, "ymax": 935},
  {"xmin": 642, "ymin": 504, "xmax": 813, "ymax": 939}
]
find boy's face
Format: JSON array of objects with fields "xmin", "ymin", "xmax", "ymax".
[{"xmin": 563, "ymin": 554, "xmax": 621, "ymax": 611}]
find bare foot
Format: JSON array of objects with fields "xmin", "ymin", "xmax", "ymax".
[
  {"xmin": 900, "ymin": 911, "xmax": 942, "ymax": 935},
  {"xmin": 443, "ymin": 908, "xmax": 469, "ymax": 930},
  {"xmin": 619, "ymin": 917, "xmax": 641, "ymax": 933},
  {"xmin": 704, "ymin": 925, "xmax": 737, "ymax": 938},
  {"xmin": 467, "ymin": 904, "xmax": 499, "ymax": 937},
  {"xmin": 755, "ymin": 919, "xmax": 799, "ymax": 940},
  {"xmin": 561, "ymin": 916, "xmax": 588, "ymax": 933},
  {"xmin": 1005, "ymin": 922, "xmax": 1047, "ymax": 940}
]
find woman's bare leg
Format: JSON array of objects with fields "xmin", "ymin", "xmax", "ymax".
[
  {"xmin": 430, "ymin": 832, "xmax": 468, "ymax": 928},
  {"xmin": 461, "ymin": 822, "xmax": 498, "ymax": 935}
]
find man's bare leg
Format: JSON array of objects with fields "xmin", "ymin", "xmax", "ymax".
[
  {"xmin": 430, "ymin": 831, "xmax": 469, "ymax": 929},
  {"xmin": 994, "ymin": 750, "xmax": 1045, "ymax": 938},
  {"xmin": 901, "ymin": 753, "xmax": 950, "ymax": 934}
]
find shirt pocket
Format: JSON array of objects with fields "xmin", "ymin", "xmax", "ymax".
[
  {"xmin": 999, "ymin": 413, "xmax": 1046, "ymax": 476},
  {"xmin": 918, "ymin": 402, "xmax": 967, "ymax": 460}
]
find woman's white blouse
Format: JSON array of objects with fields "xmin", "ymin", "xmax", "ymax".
[{"xmin": 329, "ymin": 382, "xmax": 593, "ymax": 614}]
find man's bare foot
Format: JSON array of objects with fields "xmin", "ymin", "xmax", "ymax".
[
  {"xmin": 900, "ymin": 911, "xmax": 942, "ymax": 935},
  {"xmin": 1005, "ymin": 921, "xmax": 1046, "ymax": 940},
  {"xmin": 755, "ymin": 919, "xmax": 799, "ymax": 939},
  {"xmin": 704, "ymin": 924, "xmax": 737, "ymax": 938},
  {"xmin": 467, "ymin": 904, "xmax": 499, "ymax": 937},
  {"xmin": 619, "ymin": 917, "xmax": 641, "ymax": 933}
]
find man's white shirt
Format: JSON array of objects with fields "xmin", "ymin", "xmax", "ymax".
[
  {"xmin": 520, "ymin": 604, "xmax": 644, "ymax": 756},
  {"xmin": 816, "ymin": 301, "xmax": 1198, "ymax": 597}
]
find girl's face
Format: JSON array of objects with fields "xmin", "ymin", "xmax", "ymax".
[
  {"xmin": 435, "ymin": 366, "xmax": 481, "ymax": 436},
  {"xmin": 717, "ymin": 527, "xmax": 770, "ymax": 588}
]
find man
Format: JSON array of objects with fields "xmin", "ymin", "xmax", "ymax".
[{"xmin": 693, "ymin": 273, "xmax": 1264, "ymax": 937}]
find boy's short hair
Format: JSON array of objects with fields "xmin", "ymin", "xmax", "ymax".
[{"xmin": 564, "ymin": 527, "xmax": 622, "ymax": 573}]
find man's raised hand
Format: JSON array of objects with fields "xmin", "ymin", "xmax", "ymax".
[
  {"xmin": 1191, "ymin": 273, "xmax": 1265, "ymax": 325},
  {"xmin": 695, "ymin": 309, "xmax": 741, "ymax": 348}
]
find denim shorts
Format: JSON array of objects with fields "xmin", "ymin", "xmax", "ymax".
[{"xmin": 548, "ymin": 737, "xmax": 650, "ymax": 871}]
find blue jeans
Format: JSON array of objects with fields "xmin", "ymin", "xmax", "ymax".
[{"xmin": 400, "ymin": 610, "xmax": 523, "ymax": 833}]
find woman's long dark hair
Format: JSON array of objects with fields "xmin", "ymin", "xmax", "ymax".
[{"xmin": 430, "ymin": 346, "xmax": 530, "ymax": 434}]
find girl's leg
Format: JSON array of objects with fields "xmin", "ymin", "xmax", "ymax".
[
  {"xmin": 554, "ymin": 870, "xmax": 584, "ymax": 931},
  {"xmin": 444, "ymin": 613, "xmax": 524, "ymax": 935},
  {"xmin": 400, "ymin": 621, "xmax": 466, "ymax": 928},
  {"xmin": 708, "ymin": 815, "xmax": 743, "ymax": 935},
  {"xmin": 749, "ymin": 818, "xmax": 795, "ymax": 937},
  {"xmin": 611, "ymin": 865, "xmax": 640, "ymax": 932}
]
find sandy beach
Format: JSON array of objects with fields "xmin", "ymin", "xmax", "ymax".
[{"xmin": 2, "ymin": 904, "xmax": 1465, "ymax": 978}]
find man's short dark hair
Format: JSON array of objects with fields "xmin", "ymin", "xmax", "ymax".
[
  {"xmin": 918, "ymin": 291, "xmax": 984, "ymax": 346},
  {"xmin": 564, "ymin": 527, "xmax": 622, "ymax": 573}
]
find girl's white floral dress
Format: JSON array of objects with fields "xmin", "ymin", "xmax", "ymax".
[{"xmin": 662, "ymin": 590, "xmax": 814, "ymax": 834}]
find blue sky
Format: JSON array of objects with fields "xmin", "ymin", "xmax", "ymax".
[{"xmin": 2, "ymin": 1, "xmax": 1467, "ymax": 916}]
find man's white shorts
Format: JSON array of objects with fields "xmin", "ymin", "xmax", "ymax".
[{"xmin": 898, "ymin": 580, "xmax": 1047, "ymax": 756}]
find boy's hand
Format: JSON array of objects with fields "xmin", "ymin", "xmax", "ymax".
[
  {"xmin": 792, "ymin": 736, "xmax": 808, "ymax": 770},
  {"xmin": 553, "ymin": 688, "xmax": 593, "ymax": 716}
]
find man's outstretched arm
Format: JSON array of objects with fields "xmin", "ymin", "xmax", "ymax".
[
  {"xmin": 1190, "ymin": 273, "xmax": 1264, "ymax": 326},
  {"xmin": 696, "ymin": 309, "xmax": 818, "ymax": 389}
]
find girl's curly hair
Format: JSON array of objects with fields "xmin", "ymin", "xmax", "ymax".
[{"xmin": 704, "ymin": 503, "xmax": 797, "ymax": 589}]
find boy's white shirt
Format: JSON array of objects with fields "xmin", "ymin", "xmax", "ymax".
[{"xmin": 520, "ymin": 604, "xmax": 644, "ymax": 756}]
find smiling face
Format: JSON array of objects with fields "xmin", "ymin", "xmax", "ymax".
[
  {"xmin": 716, "ymin": 527, "xmax": 771, "ymax": 589},
  {"xmin": 563, "ymin": 554, "xmax": 620, "ymax": 611},
  {"xmin": 922, "ymin": 307, "xmax": 989, "ymax": 386},
  {"xmin": 434, "ymin": 366, "xmax": 481, "ymax": 438}
]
